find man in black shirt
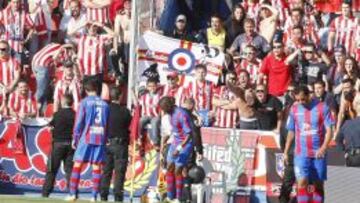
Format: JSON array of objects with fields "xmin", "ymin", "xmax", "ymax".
[
  {"xmin": 42, "ymin": 94, "xmax": 75, "ymax": 197},
  {"xmin": 100, "ymin": 87, "xmax": 132, "ymax": 202},
  {"xmin": 313, "ymin": 80, "xmax": 338, "ymax": 115},
  {"xmin": 254, "ymin": 84, "xmax": 283, "ymax": 132}
]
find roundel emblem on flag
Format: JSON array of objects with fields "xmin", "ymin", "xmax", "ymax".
[{"xmin": 168, "ymin": 48, "xmax": 195, "ymax": 73}]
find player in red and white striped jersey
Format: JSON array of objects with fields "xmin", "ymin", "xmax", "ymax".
[
  {"xmin": 8, "ymin": 80, "xmax": 37, "ymax": 119},
  {"xmin": 161, "ymin": 72, "xmax": 186, "ymax": 107},
  {"xmin": 53, "ymin": 63, "xmax": 81, "ymax": 113},
  {"xmin": 213, "ymin": 71, "xmax": 239, "ymax": 128},
  {"xmin": 328, "ymin": 1, "xmax": 359, "ymax": 54},
  {"xmin": 138, "ymin": 78, "xmax": 162, "ymax": 147},
  {"xmin": 0, "ymin": 40, "xmax": 20, "ymax": 94},
  {"xmin": 186, "ymin": 64, "xmax": 214, "ymax": 127},
  {"xmin": 82, "ymin": 0, "xmax": 111, "ymax": 25},
  {"xmin": 235, "ymin": 45, "xmax": 262, "ymax": 84},
  {"xmin": 0, "ymin": 0, "xmax": 35, "ymax": 60}
]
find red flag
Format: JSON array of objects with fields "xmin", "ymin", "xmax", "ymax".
[{"xmin": 129, "ymin": 105, "xmax": 141, "ymax": 141}]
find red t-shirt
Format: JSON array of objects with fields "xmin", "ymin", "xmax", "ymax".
[{"xmin": 260, "ymin": 53, "xmax": 291, "ymax": 96}]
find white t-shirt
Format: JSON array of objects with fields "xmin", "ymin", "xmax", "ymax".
[
  {"xmin": 161, "ymin": 114, "xmax": 173, "ymax": 144},
  {"xmin": 59, "ymin": 12, "xmax": 86, "ymax": 43}
]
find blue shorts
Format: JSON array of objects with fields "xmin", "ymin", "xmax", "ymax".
[
  {"xmin": 166, "ymin": 143, "xmax": 193, "ymax": 168},
  {"xmin": 294, "ymin": 156, "xmax": 327, "ymax": 181}
]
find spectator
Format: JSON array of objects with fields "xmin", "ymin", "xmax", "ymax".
[
  {"xmin": 327, "ymin": 45, "xmax": 347, "ymax": 91},
  {"xmin": 284, "ymin": 25, "xmax": 306, "ymax": 54},
  {"xmin": 343, "ymin": 57, "xmax": 360, "ymax": 85},
  {"xmin": 336, "ymin": 93, "xmax": 360, "ymax": 167},
  {"xmin": 237, "ymin": 69, "xmax": 251, "ymax": 90},
  {"xmin": 8, "ymin": 80, "xmax": 37, "ymax": 119},
  {"xmin": 259, "ymin": 40, "xmax": 291, "ymax": 98},
  {"xmin": 81, "ymin": 0, "xmax": 111, "ymax": 26},
  {"xmin": 228, "ymin": 18, "xmax": 270, "ymax": 59},
  {"xmin": 59, "ymin": 0, "xmax": 86, "ymax": 44},
  {"xmin": 254, "ymin": 83, "xmax": 283, "ymax": 132},
  {"xmin": 224, "ymin": 3, "xmax": 246, "ymax": 44},
  {"xmin": 0, "ymin": 40, "xmax": 21, "ymax": 94},
  {"xmin": 74, "ymin": 21, "xmax": 114, "ymax": 96},
  {"xmin": 164, "ymin": 14, "xmax": 195, "ymax": 42},
  {"xmin": 161, "ymin": 72, "xmax": 186, "ymax": 107},
  {"xmin": 234, "ymin": 45, "xmax": 262, "ymax": 84},
  {"xmin": 196, "ymin": 14, "xmax": 230, "ymax": 52},
  {"xmin": 213, "ymin": 71, "xmax": 239, "ymax": 128},
  {"xmin": 241, "ymin": 0, "xmax": 260, "ymax": 19},
  {"xmin": 0, "ymin": 0, "xmax": 35, "ymax": 62},
  {"xmin": 186, "ymin": 64, "xmax": 215, "ymax": 127},
  {"xmin": 313, "ymin": 80, "xmax": 338, "ymax": 118},
  {"xmin": 138, "ymin": 78, "xmax": 161, "ymax": 148},
  {"xmin": 31, "ymin": 43, "xmax": 75, "ymax": 113},
  {"xmin": 258, "ymin": 3, "xmax": 279, "ymax": 43},
  {"xmin": 53, "ymin": 62, "xmax": 81, "ymax": 113},
  {"xmin": 328, "ymin": 0, "xmax": 358, "ymax": 54}
]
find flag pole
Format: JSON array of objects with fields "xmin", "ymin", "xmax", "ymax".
[{"xmin": 128, "ymin": 0, "xmax": 138, "ymax": 202}]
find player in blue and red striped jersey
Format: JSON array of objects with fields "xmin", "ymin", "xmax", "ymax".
[
  {"xmin": 284, "ymin": 85, "xmax": 334, "ymax": 203},
  {"xmin": 159, "ymin": 96, "xmax": 193, "ymax": 203},
  {"xmin": 66, "ymin": 79, "xmax": 110, "ymax": 202}
]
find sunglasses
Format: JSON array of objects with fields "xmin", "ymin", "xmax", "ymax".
[
  {"xmin": 256, "ymin": 89, "xmax": 265, "ymax": 93},
  {"xmin": 273, "ymin": 45, "xmax": 283, "ymax": 49},
  {"xmin": 0, "ymin": 48, "xmax": 8, "ymax": 52},
  {"xmin": 304, "ymin": 51, "xmax": 314, "ymax": 54},
  {"xmin": 245, "ymin": 52, "xmax": 255, "ymax": 55}
]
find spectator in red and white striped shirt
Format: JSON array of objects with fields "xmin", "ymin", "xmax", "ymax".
[
  {"xmin": 138, "ymin": 78, "xmax": 161, "ymax": 148},
  {"xmin": 235, "ymin": 45, "xmax": 261, "ymax": 84},
  {"xmin": 0, "ymin": 0, "xmax": 35, "ymax": 62},
  {"xmin": 328, "ymin": 1, "xmax": 359, "ymax": 55},
  {"xmin": 82, "ymin": 0, "xmax": 111, "ymax": 26},
  {"xmin": 161, "ymin": 72, "xmax": 186, "ymax": 107},
  {"xmin": 53, "ymin": 62, "xmax": 81, "ymax": 113},
  {"xmin": 213, "ymin": 71, "xmax": 239, "ymax": 128},
  {"xmin": 59, "ymin": 0, "xmax": 86, "ymax": 44},
  {"xmin": 8, "ymin": 79, "xmax": 37, "ymax": 119},
  {"xmin": 0, "ymin": 40, "xmax": 21, "ymax": 94},
  {"xmin": 32, "ymin": 43, "xmax": 75, "ymax": 113},
  {"xmin": 186, "ymin": 64, "xmax": 215, "ymax": 127},
  {"xmin": 73, "ymin": 21, "xmax": 114, "ymax": 95}
]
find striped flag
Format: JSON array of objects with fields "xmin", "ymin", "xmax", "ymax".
[{"xmin": 137, "ymin": 31, "xmax": 225, "ymax": 86}]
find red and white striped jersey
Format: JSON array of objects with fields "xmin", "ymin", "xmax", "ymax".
[
  {"xmin": 0, "ymin": 6, "xmax": 34, "ymax": 53},
  {"xmin": 77, "ymin": 35, "xmax": 111, "ymax": 76},
  {"xmin": 32, "ymin": 43, "xmax": 62, "ymax": 68},
  {"xmin": 8, "ymin": 91, "xmax": 37, "ymax": 116},
  {"xmin": 330, "ymin": 16, "xmax": 359, "ymax": 54},
  {"xmin": 86, "ymin": 6, "xmax": 110, "ymax": 25},
  {"xmin": 53, "ymin": 79, "xmax": 81, "ymax": 111},
  {"xmin": 241, "ymin": 2, "xmax": 260, "ymax": 19},
  {"xmin": 33, "ymin": 7, "xmax": 60, "ymax": 35},
  {"xmin": 139, "ymin": 91, "xmax": 161, "ymax": 117},
  {"xmin": 355, "ymin": 27, "xmax": 360, "ymax": 61},
  {"xmin": 284, "ymin": 17, "xmax": 320, "ymax": 45},
  {"xmin": 213, "ymin": 86, "xmax": 238, "ymax": 128},
  {"xmin": 0, "ymin": 57, "xmax": 20, "ymax": 87},
  {"xmin": 186, "ymin": 80, "xmax": 214, "ymax": 111},
  {"xmin": 235, "ymin": 59, "xmax": 261, "ymax": 84},
  {"xmin": 271, "ymin": 0, "xmax": 288, "ymax": 26},
  {"xmin": 161, "ymin": 85, "xmax": 186, "ymax": 107}
]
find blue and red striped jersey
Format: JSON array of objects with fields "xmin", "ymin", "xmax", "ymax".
[
  {"xmin": 170, "ymin": 107, "xmax": 192, "ymax": 144},
  {"xmin": 73, "ymin": 95, "xmax": 110, "ymax": 145},
  {"xmin": 286, "ymin": 99, "xmax": 334, "ymax": 157}
]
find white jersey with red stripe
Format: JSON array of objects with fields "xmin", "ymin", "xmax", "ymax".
[
  {"xmin": 77, "ymin": 35, "xmax": 110, "ymax": 76},
  {"xmin": 0, "ymin": 6, "xmax": 34, "ymax": 53},
  {"xmin": 53, "ymin": 79, "xmax": 81, "ymax": 111},
  {"xmin": 0, "ymin": 57, "xmax": 20, "ymax": 87},
  {"xmin": 161, "ymin": 85, "xmax": 186, "ymax": 107},
  {"xmin": 330, "ymin": 16, "xmax": 359, "ymax": 54},
  {"xmin": 271, "ymin": 0, "xmax": 288, "ymax": 25},
  {"xmin": 242, "ymin": 2, "xmax": 260, "ymax": 19},
  {"xmin": 86, "ymin": 6, "xmax": 110, "ymax": 25},
  {"xmin": 186, "ymin": 80, "xmax": 214, "ymax": 111},
  {"xmin": 213, "ymin": 86, "xmax": 238, "ymax": 128},
  {"xmin": 32, "ymin": 43, "xmax": 62, "ymax": 67},
  {"xmin": 8, "ymin": 91, "xmax": 37, "ymax": 116},
  {"xmin": 139, "ymin": 91, "xmax": 161, "ymax": 117},
  {"xmin": 235, "ymin": 59, "xmax": 261, "ymax": 84}
]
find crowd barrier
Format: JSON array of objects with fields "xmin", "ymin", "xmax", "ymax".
[{"xmin": 0, "ymin": 119, "xmax": 358, "ymax": 202}]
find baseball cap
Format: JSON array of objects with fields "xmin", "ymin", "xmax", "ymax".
[
  {"xmin": 334, "ymin": 45, "xmax": 346, "ymax": 54},
  {"xmin": 167, "ymin": 71, "xmax": 178, "ymax": 79},
  {"xmin": 176, "ymin": 14, "xmax": 187, "ymax": 23}
]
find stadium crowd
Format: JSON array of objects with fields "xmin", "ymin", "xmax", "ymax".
[{"xmin": 0, "ymin": 0, "xmax": 359, "ymax": 202}]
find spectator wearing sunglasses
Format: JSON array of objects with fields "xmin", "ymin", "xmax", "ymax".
[
  {"xmin": 234, "ymin": 45, "xmax": 262, "ymax": 84},
  {"xmin": 254, "ymin": 83, "xmax": 283, "ymax": 132}
]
